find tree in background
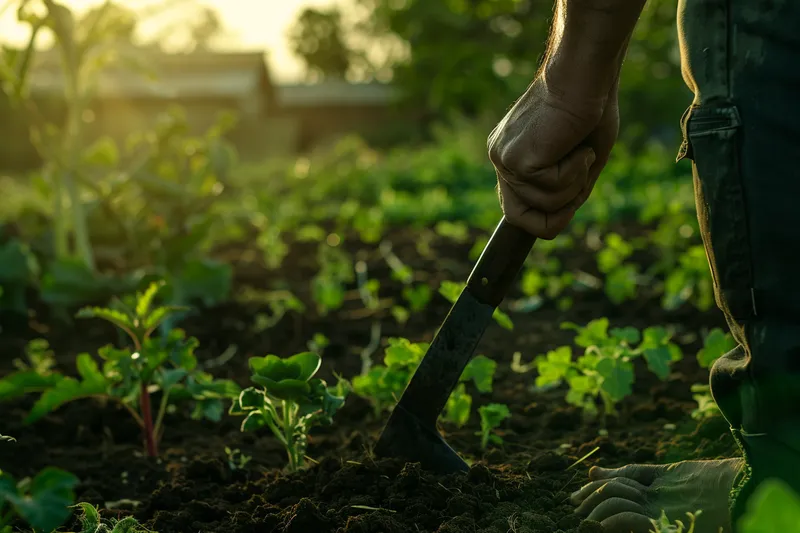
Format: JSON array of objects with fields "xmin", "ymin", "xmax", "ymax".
[
  {"xmin": 351, "ymin": 0, "xmax": 689, "ymax": 145},
  {"xmin": 288, "ymin": 6, "xmax": 364, "ymax": 81}
]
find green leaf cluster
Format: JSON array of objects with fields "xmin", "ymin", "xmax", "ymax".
[
  {"xmin": 229, "ymin": 351, "xmax": 345, "ymax": 472},
  {"xmin": 534, "ymin": 318, "xmax": 683, "ymax": 418},
  {"xmin": 477, "ymin": 403, "xmax": 511, "ymax": 450},
  {"xmin": 0, "ymin": 467, "xmax": 78, "ymax": 533}
]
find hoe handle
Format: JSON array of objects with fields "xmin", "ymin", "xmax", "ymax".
[{"xmin": 465, "ymin": 216, "xmax": 536, "ymax": 307}]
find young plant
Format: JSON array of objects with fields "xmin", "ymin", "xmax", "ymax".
[
  {"xmin": 442, "ymin": 355, "xmax": 497, "ymax": 427},
  {"xmin": 477, "ymin": 403, "xmax": 511, "ymax": 450},
  {"xmin": 597, "ymin": 233, "xmax": 641, "ymax": 304},
  {"xmin": 647, "ymin": 509, "xmax": 702, "ymax": 533},
  {"xmin": 535, "ymin": 318, "xmax": 683, "ymax": 418},
  {"xmin": 71, "ymin": 502, "xmax": 154, "ymax": 533},
  {"xmin": 0, "ymin": 466, "xmax": 78, "ymax": 533},
  {"xmin": 224, "ymin": 447, "xmax": 252, "ymax": 472},
  {"xmin": 352, "ymin": 337, "xmax": 496, "ymax": 427},
  {"xmin": 0, "ymin": 340, "xmax": 62, "ymax": 403},
  {"xmin": 229, "ymin": 352, "xmax": 345, "ymax": 472},
  {"xmin": 352, "ymin": 338, "xmax": 429, "ymax": 417},
  {"xmin": 20, "ymin": 282, "xmax": 240, "ymax": 457}
]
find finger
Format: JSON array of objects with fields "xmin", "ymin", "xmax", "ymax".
[
  {"xmin": 601, "ymin": 511, "xmax": 658, "ymax": 533},
  {"xmin": 497, "ymin": 178, "xmax": 577, "ymax": 240},
  {"xmin": 500, "ymin": 163, "xmax": 589, "ymax": 213},
  {"xmin": 586, "ymin": 497, "xmax": 648, "ymax": 523},
  {"xmin": 507, "ymin": 146, "xmax": 596, "ymax": 192},
  {"xmin": 589, "ymin": 464, "xmax": 662, "ymax": 485},
  {"xmin": 570, "ymin": 477, "xmax": 648, "ymax": 506},
  {"xmin": 573, "ymin": 480, "xmax": 647, "ymax": 516}
]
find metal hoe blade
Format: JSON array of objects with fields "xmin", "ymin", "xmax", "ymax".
[{"xmin": 374, "ymin": 217, "xmax": 536, "ymax": 473}]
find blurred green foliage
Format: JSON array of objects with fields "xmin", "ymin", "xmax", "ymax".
[{"xmin": 354, "ymin": 0, "xmax": 690, "ymax": 143}]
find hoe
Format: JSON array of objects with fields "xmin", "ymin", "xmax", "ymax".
[{"xmin": 374, "ymin": 216, "xmax": 535, "ymax": 473}]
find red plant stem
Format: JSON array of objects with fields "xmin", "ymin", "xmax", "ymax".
[{"xmin": 140, "ymin": 381, "xmax": 158, "ymax": 457}]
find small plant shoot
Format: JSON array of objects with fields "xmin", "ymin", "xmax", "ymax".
[
  {"xmin": 229, "ymin": 351, "xmax": 346, "ymax": 472},
  {"xmin": 477, "ymin": 403, "xmax": 511, "ymax": 450},
  {"xmin": 534, "ymin": 318, "xmax": 683, "ymax": 418}
]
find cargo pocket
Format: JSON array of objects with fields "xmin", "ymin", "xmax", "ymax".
[{"xmin": 676, "ymin": 102, "xmax": 756, "ymax": 323}]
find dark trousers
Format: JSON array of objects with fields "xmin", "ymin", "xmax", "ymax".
[{"xmin": 676, "ymin": 0, "xmax": 800, "ymax": 527}]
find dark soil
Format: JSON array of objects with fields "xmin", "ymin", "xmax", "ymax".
[{"xmin": 0, "ymin": 228, "xmax": 739, "ymax": 533}]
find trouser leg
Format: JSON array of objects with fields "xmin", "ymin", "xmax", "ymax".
[{"xmin": 676, "ymin": 0, "xmax": 800, "ymax": 527}]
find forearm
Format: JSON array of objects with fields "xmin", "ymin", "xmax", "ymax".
[{"xmin": 542, "ymin": 0, "xmax": 647, "ymax": 102}]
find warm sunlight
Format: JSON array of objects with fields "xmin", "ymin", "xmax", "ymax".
[{"xmin": 0, "ymin": 0, "xmax": 344, "ymax": 81}]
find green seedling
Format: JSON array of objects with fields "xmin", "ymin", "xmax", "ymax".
[
  {"xmin": 17, "ymin": 282, "xmax": 240, "ymax": 457},
  {"xmin": 229, "ymin": 351, "xmax": 346, "ymax": 472},
  {"xmin": 443, "ymin": 355, "xmax": 497, "ymax": 427},
  {"xmin": 597, "ymin": 233, "xmax": 641, "ymax": 304},
  {"xmin": 696, "ymin": 328, "xmax": 736, "ymax": 369},
  {"xmin": 224, "ymin": 447, "xmax": 252, "ymax": 472},
  {"xmin": 661, "ymin": 245, "xmax": 715, "ymax": 312},
  {"xmin": 738, "ymin": 479, "xmax": 800, "ymax": 533},
  {"xmin": 352, "ymin": 337, "xmax": 429, "ymax": 417},
  {"xmin": 402, "ymin": 283, "xmax": 432, "ymax": 312},
  {"xmin": 534, "ymin": 318, "xmax": 683, "ymax": 418},
  {"xmin": 0, "ymin": 340, "xmax": 61, "ymax": 403},
  {"xmin": 71, "ymin": 502, "xmax": 154, "ymax": 533},
  {"xmin": 477, "ymin": 403, "xmax": 510, "ymax": 450},
  {"xmin": 0, "ymin": 467, "xmax": 78, "ymax": 533},
  {"xmin": 353, "ymin": 337, "xmax": 496, "ymax": 426},
  {"xmin": 648, "ymin": 509, "xmax": 701, "ymax": 533},
  {"xmin": 439, "ymin": 281, "xmax": 513, "ymax": 330}
]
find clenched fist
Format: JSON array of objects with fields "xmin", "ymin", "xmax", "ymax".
[{"xmin": 487, "ymin": 75, "xmax": 620, "ymax": 239}]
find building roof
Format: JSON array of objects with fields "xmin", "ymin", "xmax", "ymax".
[
  {"xmin": 26, "ymin": 49, "xmax": 397, "ymax": 108},
  {"xmin": 277, "ymin": 80, "xmax": 397, "ymax": 107},
  {"xmin": 28, "ymin": 48, "xmax": 273, "ymax": 101}
]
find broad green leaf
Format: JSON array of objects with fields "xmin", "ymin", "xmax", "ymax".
[
  {"xmin": 240, "ymin": 410, "xmax": 268, "ymax": 432},
  {"xmin": 5, "ymin": 467, "xmax": 78, "ymax": 532},
  {"xmin": 535, "ymin": 346, "xmax": 572, "ymax": 386},
  {"xmin": 643, "ymin": 345, "xmax": 673, "ymax": 380},
  {"xmin": 158, "ymin": 368, "xmax": 188, "ymax": 390},
  {"xmin": 443, "ymin": 383, "xmax": 471, "ymax": 427},
  {"xmin": 26, "ymin": 365, "xmax": 108, "ymax": 424},
  {"xmin": 597, "ymin": 357, "xmax": 634, "ymax": 402},
  {"xmin": 565, "ymin": 318, "xmax": 609, "ymax": 348},
  {"xmin": 697, "ymin": 328, "xmax": 736, "ymax": 369},
  {"xmin": 610, "ymin": 326, "xmax": 640, "ymax": 345},
  {"xmin": 402, "ymin": 284, "xmax": 432, "ymax": 312},
  {"xmin": 384, "ymin": 338, "xmax": 427, "ymax": 368},
  {"xmin": 460, "ymin": 355, "xmax": 496, "ymax": 393},
  {"xmin": 567, "ymin": 375, "xmax": 593, "ymax": 394},
  {"xmin": 231, "ymin": 387, "xmax": 267, "ymax": 413},
  {"xmin": 251, "ymin": 375, "xmax": 311, "ymax": 401},
  {"xmin": 438, "ymin": 280, "xmax": 464, "ymax": 303},
  {"xmin": 76, "ymin": 307, "xmax": 135, "ymax": 333},
  {"xmin": 604, "ymin": 265, "xmax": 639, "ymax": 304},
  {"xmin": 75, "ymin": 354, "xmax": 105, "ymax": 386},
  {"xmin": 0, "ymin": 371, "xmax": 63, "ymax": 402},
  {"xmin": 492, "ymin": 308, "xmax": 514, "ymax": 330},
  {"xmin": 739, "ymin": 479, "xmax": 800, "ymax": 533},
  {"xmin": 135, "ymin": 281, "xmax": 164, "ymax": 318},
  {"xmin": 478, "ymin": 403, "xmax": 510, "ymax": 430}
]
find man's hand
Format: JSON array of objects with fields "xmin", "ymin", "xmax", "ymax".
[{"xmin": 488, "ymin": 75, "xmax": 619, "ymax": 239}]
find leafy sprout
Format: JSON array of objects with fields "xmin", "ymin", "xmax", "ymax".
[{"xmin": 230, "ymin": 351, "xmax": 346, "ymax": 472}]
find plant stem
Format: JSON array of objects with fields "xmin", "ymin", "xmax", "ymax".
[
  {"xmin": 139, "ymin": 381, "xmax": 157, "ymax": 457},
  {"xmin": 282, "ymin": 400, "xmax": 297, "ymax": 472},
  {"xmin": 152, "ymin": 388, "xmax": 171, "ymax": 443}
]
